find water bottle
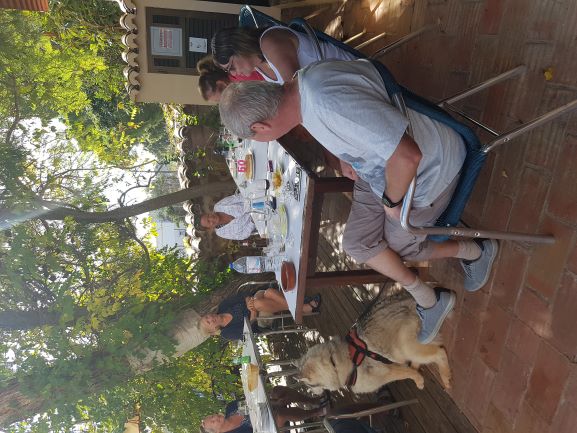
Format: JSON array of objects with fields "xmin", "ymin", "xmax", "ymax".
[{"xmin": 229, "ymin": 255, "xmax": 284, "ymax": 273}]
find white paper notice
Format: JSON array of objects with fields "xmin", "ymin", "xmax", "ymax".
[{"xmin": 189, "ymin": 37, "xmax": 207, "ymax": 53}]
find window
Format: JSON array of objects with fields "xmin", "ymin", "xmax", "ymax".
[{"xmin": 146, "ymin": 8, "xmax": 238, "ymax": 75}]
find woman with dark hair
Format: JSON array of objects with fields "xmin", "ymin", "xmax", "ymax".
[
  {"xmin": 198, "ymin": 288, "xmax": 321, "ymax": 341},
  {"xmin": 211, "ymin": 26, "xmax": 357, "ymax": 84},
  {"xmin": 197, "ymin": 55, "xmax": 264, "ymax": 102}
]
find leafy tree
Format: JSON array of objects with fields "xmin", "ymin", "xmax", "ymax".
[
  {"xmin": 0, "ymin": 5, "xmax": 245, "ymax": 432},
  {"xmin": 0, "ymin": 6, "xmax": 170, "ymax": 165},
  {"xmin": 0, "ymin": 223, "xmax": 255, "ymax": 431}
]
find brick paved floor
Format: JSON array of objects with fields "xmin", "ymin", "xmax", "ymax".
[{"xmin": 282, "ymin": 1, "xmax": 577, "ymax": 432}]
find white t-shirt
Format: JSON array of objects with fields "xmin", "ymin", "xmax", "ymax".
[
  {"xmin": 257, "ymin": 26, "xmax": 357, "ymax": 84},
  {"xmin": 214, "ymin": 194, "xmax": 255, "ymax": 240},
  {"xmin": 298, "ymin": 59, "xmax": 466, "ymax": 207}
]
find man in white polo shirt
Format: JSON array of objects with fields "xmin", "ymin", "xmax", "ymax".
[{"xmin": 219, "ymin": 59, "xmax": 499, "ymax": 342}]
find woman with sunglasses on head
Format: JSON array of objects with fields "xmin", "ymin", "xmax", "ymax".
[{"xmin": 211, "ymin": 26, "xmax": 357, "ymax": 85}]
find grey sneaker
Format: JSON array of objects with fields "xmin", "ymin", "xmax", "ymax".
[
  {"xmin": 417, "ymin": 288, "xmax": 456, "ymax": 344},
  {"xmin": 461, "ymin": 239, "xmax": 499, "ymax": 292}
]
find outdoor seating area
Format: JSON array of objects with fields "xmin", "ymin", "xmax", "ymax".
[{"xmin": 1, "ymin": 1, "xmax": 577, "ymax": 433}]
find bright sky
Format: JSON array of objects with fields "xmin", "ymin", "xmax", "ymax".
[{"xmin": 16, "ymin": 118, "xmax": 157, "ymax": 238}]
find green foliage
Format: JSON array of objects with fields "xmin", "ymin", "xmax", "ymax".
[
  {"xmin": 0, "ymin": 10, "xmax": 99, "ymax": 122},
  {"xmin": 0, "ymin": 3, "xmax": 239, "ymax": 431},
  {"xmin": 0, "ymin": 5, "xmax": 170, "ymax": 165},
  {"xmin": 1, "ymin": 219, "xmax": 238, "ymax": 432}
]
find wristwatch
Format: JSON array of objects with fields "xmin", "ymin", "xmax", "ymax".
[{"xmin": 381, "ymin": 191, "xmax": 403, "ymax": 208}]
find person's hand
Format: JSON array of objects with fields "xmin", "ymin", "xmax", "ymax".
[
  {"xmin": 384, "ymin": 204, "xmax": 402, "ymax": 220},
  {"xmin": 339, "ymin": 160, "xmax": 359, "ymax": 181}
]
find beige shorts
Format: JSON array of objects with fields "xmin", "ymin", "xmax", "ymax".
[{"xmin": 342, "ymin": 176, "xmax": 459, "ymax": 263}]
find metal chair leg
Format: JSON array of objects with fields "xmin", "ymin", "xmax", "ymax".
[
  {"xmin": 438, "ymin": 65, "xmax": 526, "ymax": 106},
  {"xmin": 483, "ymin": 98, "xmax": 577, "ymax": 153},
  {"xmin": 370, "ymin": 20, "xmax": 440, "ymax": 59},
  {"xmin": 354, "ymin": 32, "xmax": 388, "ymax": 50}
]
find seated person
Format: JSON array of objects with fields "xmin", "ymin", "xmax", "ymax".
[
  {"xmin": 201, "ymin": 388, "xmax": 328, "ymax": 433},
  {"xmin": 200, "ymin": 194, "xmax": 256, "ymax": 241},
  {"xmin": 218, "ymin": 59, "xmax": 499, "ymax": 343},
  {"xmin": 197, "ymin": 55, "xmax": 264, "ymax": 102},
  {"xmin": 211, "ymin": 26, "xmax": 357, "ymax": 85},
  {"xmin": 199, "ymin": 288, "xmax": 321, "ymax": 341}
]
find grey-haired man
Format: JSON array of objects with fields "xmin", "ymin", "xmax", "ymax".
[{"xmin": 219, "ymin": 59, "xmax": 498, "ymax": 342}]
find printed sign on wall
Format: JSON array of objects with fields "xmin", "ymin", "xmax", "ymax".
[
  {"xmin": 189, "ymin": 37, "xmax": 208, "ymax": 53},
  {"xmin": 150, "ymin": 26, "xmax": 182, "ymax": 56}
]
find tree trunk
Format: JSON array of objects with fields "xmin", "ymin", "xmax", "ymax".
[
  {"xmin": 0, "ymin": 273, "xmax": 275, "ymax": 428},
  {"xmin": 1, "ymin": 182, "xmax": 234, "ymax": 228},
  {"xmin": 0, "ymin": 308, "xmax": 88, "ymax": 330},
  {"xmin": 42, "ymin": 182, "xmax": 234, "ymax": 223}
]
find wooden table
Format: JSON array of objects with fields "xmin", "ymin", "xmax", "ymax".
[
  {"xmin": 276, "ymin": 135, "xmax": 389, "ymax": 323},
  {"xmin": 228, "ymin": 137, "xmax": 388, "ymax": 323}
]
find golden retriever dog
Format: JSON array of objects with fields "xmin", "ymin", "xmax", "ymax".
[{"xmin": 297, "ymin": 290, "xmax": 451, "ymax": 394}]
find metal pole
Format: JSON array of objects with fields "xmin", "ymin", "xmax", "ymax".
[
  {"xmin": 370, "ymin": 21, "xmax": 439, "ymax": 59},
  {"xmin": 403, "ymin": 225, "xmax": 555, "ymax": 244},
  {"xmin": 279, "ymin": 422, "xmax": 325, "ymax": 432},
  {"xmin": 354, "ymin": 32, "xmax": 388, "ymax": 50},
  {"xmin": 443, "ymin": 105, "xmax": 500, "ymax": 136},
  {"xmin": 343, "ymin": 30, "xmax": 366, "ymax": 45},
  {"xmin": 303, "ymin": 6, "xmax": 330, "ymax": 21},
  {"xmin": 483, "ymin": 98, "xmax": 577, "ymax": 153},
  {"xmin": 438, "ymin": 65, "xmax": 526, "ymax": 105}
]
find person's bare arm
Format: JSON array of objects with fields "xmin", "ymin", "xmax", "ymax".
[
  {"xmin": 260, "ymin": 29, "xmax": 300, "ymax": 82},
  {"xmin": 383, "ymin": 133, "xmax": 422, "ymax": 217}
]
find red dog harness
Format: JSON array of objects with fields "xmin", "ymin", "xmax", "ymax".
[{"xmin": 344, "ymin": 326, "xmax": 392, "ymax": 387}]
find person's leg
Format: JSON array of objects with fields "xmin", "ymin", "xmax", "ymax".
[
  {"xmin": 270, "ymin": 386, "xmax": 322, "ymax": 406},
  {"xmin": 343, "ymin": 179, "xmax": 460, "ymax": 343},
  {"xmin": 252, "ymin": 295, "xmax": 288, "ymax": 314},
  {"xmin": 342, "ymin": 179, "xmax": 437, "ymax": 308},
  {"xmin": 273, "ymin": 406, "xmax": 326, "ymax": 426},
  {"xmin": 255, "ymin": 288, "xmax": 318, "ymax": 314}
]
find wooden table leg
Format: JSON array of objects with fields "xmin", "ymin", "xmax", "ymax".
[
  {"xmin": 306, "ymin": 270, "xmax": 390, "ymax": 289},
  {"xmin": 306, "ymin": 192, "xmax": 324, "ymax": 275}
]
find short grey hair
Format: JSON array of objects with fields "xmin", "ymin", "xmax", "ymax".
[{"xmin": 219, "ymin": 81, "xmax": 284, "ymax": 138}]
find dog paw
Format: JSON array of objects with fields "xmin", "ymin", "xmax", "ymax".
[
  {"xmin": 414, "ymin": 375, "xmax": 425, "ymax": 390},
  {"xmin": 441, "ymin": 374, "xmax": 452, "ymax": 390}
]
